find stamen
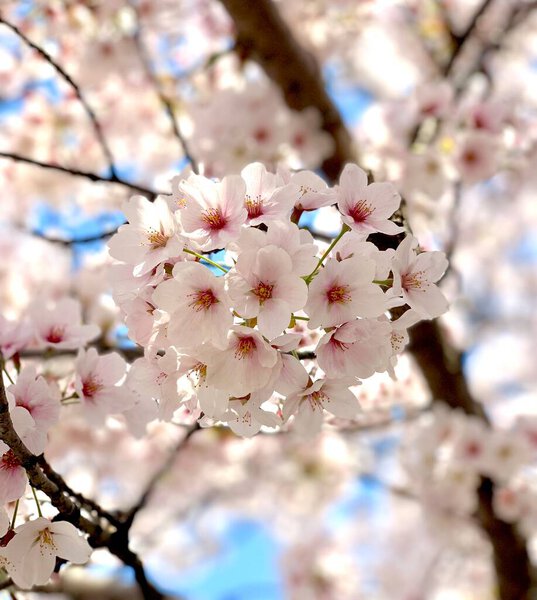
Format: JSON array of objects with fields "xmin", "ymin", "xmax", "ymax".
[
  {"xmin": 326, "ymin": 285, "xmax": 351, "ymax": 305},
  {"xmin": 252, "ymin": 281, "xmax": 274, "ymax": 305},
  {"xmin": 235, "ymin": 336, "xmax": 256, "ymax": 359},
  {"xmin": 201, "ymin": 208, "xmax": 227, "ymax": 231},
  {"xmin": 348, "ymin": 199, "xmax": 373, "ymax": 223},
  {"xmin": 188, "ymin": 289, "xmax": 219, "ymax": 311}
]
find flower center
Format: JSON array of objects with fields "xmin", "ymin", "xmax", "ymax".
[
  {"xmin": 201, "ymin": 208, "xmax": 227, "ymax": 231},
  {"xmin": 348, "ymin": 199, "xmax": 373, "ymax": 223},
  {"xmin": 245, "ymin": 195, "xmax": 263, "ymax": 219},
  {"xmin": 326, "ymin": 284, "xmax": 351, "ymax": 305},
  {"xmin": 329, "ymin": 337, "xmax": 350, "ymax": 352},
  {"xmin": 82, "ymin": 375, "xmax": 104, "ymax": 399},
  {"xmin": 252, "ymin": 281, "xmax": 274, "ymax": 305},
  {"xmin": 235, "ymin": 336, "xmax": 256, "ymax": 359},
  {"xmin": 36, "ymin": 528, "xmax": 56, "ymax": 549},
  {"xmin": 45, "ymin": 325, "xmax": 65, "ymax": 344},
  {"xmin": 0, "ymin": 450, "xmax": 20, "ymax": 471},
  {"xmin": 402, "ymin": 270, "xmax": 425, "ymax": 291},
  {"xmin": 307, "ymin": 390, "xmax": 327, "ymax": 409},
  {"xmin": 146, "ymin": 227, "xmax": 169, "ymax": 248},
  {"xmin": 188, "ymin": 288, "xmax": 219, "ymax": 311}
]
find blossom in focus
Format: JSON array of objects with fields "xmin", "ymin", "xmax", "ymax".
[{"xmin": 0, "ymin": 517, "xmax": 92, "ymax": 589}]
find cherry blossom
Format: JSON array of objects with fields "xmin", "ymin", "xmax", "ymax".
[
  {"xmin": 152, "ymin": 261, "xmax": 233, "ymax": 350},
  {"xmin": 0, "ymin": 442, "xmax": 27, "ymax": 504},
  {"xmin": 176, "ymin": 172, "xmax": 247, "ymax": 251},
  {"xmin": 74, "ymin": 348, "xmax": 132, "ymax": 424},
  {"xmin": 1, "ymin": 518, "xmax": 92, "ymax": 589},
  {"xmin": 228, "ymin": 246, "xmax": 308, "ymax": 339},
  {"xmin": 284, "ymin": 378, "xmax": 359, "ymax": 435},
  {"xmin": 107, "ymin": 195, "xmax": 183, "ymax": 276},
  {"xmin": 390, "ymin": 236, "xmax": 449, "ymax": 319},
  {"xmin": 337, "ymin": 163, "xmax": 403, "ymax": 235},
  {"xmin": 32, "ymin": 298, "xmax": 99, "ymax": 350},
  {"xmin": 240, "ymin": 162, "xmax": 289, "ymax": 225},
  {"xmin": 304, "ymin": 255, "xmax": 387, "ymax": 328}
]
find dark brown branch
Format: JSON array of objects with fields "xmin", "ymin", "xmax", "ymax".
[
  {"xmin": 121, "ymin": 422, "xmax": 201, "ymax": 530},
  {"xmin": 0, "ymin": 152, "xmax": 159, "ymax": 199},
  {"xmin": 0, "ymin": 18, "xmax": 118, "ymax": 178},
  {"xmin": 0, "ymin": 371, "xmax": 165, "ymax": 600},
  {"xmin": 442, "ymin": 0, "xmax": 495, "ymax": 76},
  {"xmin": 219, "ymin": 0, "xmax": 354, "ymax": 182}
]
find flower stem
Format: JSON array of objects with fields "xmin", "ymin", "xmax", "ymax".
[
  {"xmin": 31, "ymin": 486, "xmax": 43, "ymax": 518},
  {"xmin": 10, "ymin": 499, "xmax": 19, "ymax": 529},
  {"xmin": 373, "ymin": 278, "xmax": 393, "ymax": 286},
  {"xmin": 183, "ymin": 248, "xmax": 229, "ymax": 273},
  {"xmin": 304, "ymin": 224, "xmax": 350, "ymax": 283}
]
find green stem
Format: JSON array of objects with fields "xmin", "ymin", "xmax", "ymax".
[
  {"xmin": 183, "ymin": 248, "xmax": 229, "ymax": 273},
  {"xmin": 305, "ymin": 224, "xmax": 350, "ymax": 283},
  {"xmin": 373, "ymin": 278, "xmax": 393, "ymax": 286},
  {"xmin": 31, "ymin": 486, "xmax": 43, "ymax": 518},
  {"xmin": 293, "ymin": 315, "xmax": 309, "ymax": 321},
  {"xmin": 10, "ymin": 500, "xmax": 19, "ymax": 529}
]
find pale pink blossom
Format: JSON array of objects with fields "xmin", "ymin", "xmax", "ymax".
[
  {"xmin": 74, "ymin": 348, "xmax": 132, "ymax": 424},
  {"xmin": 230, "ymin": 221, "xmax": 318, "ymax": 276},
  {"xmin": 275, "ymin": 169, "xmax": 336, "ymax": 211},
  {"xmin": 177, "ymin": 173, "xmax": 247, "ymax": 251},
  {"xmin": 1, "ymin": 517, "xmax": 92, "ymax": 589},
  {"xmin": 0, "ymin": 442, "xmax": 27, "ymax": 504},
  {"xmin": 316, "ymin": 319, "xmax": 392, "ymax": 379},
  {"xmin": 32, "ymin": 298, "xmax": 99, "ymax": 350},
  {"xmin": 0, "ymin": 316, "xmax": 31, "ymax": 359},
  {"xmin": 152, "ymin": 261, "xmax": 232, "ymax": 349},
  {"xmin": 108, "ymin": 195, "xmax": 183, "ymax": 276},
  {"xmin": 206, "ymin": 326, "xmax": 279, "ymax": 397},
  {"xmin": 224, "ymin": 395, "xmax": 280, "ymax": 437},
  {"xmin": 240, "ymin": 162, "xmax": 290, "ymax": 225},
  {"xmin": 228, "ymin": 246, "xmax": 308, "ymax": 339},
  {"xmin": 453, "ymin": 131, "xmax": 500, "ymax": 184},
  {"xmin": 284, "ymin": 378, "xmax": 359, "ymax": 436},
  {"xmin": 337, "ymin": 164, "xmax": 402, "ymax": 235},
  {"xmin": 390, "ymin": 236, "xmax": 448, "ymax": 319},
  {"xmin": 304, "ymin": 256, "xmax": 387, "ymax": 328}
]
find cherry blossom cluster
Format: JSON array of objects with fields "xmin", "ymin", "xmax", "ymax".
[
  {"xmin": 108, "ymin": 161, "xmax": 449, "ymax": 437},
  {"xmin": 401, "ymin": 407, "xmax": 537, "ymax": 521},
  {"xmin": 186, "ymin": 81, "xmax": 335, "ymax": 177}
]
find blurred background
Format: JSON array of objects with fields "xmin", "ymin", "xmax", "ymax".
[{"xmin": 1, "ymin": 0, "xmax": 537, "ymax": 598}]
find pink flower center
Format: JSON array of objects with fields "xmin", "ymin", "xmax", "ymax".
[
  {"xmin": 307, "ymin": 390, "xmax": 327, "ymax": 409},
  {"xmin": 402, "ymin": 271, "xmax": 425, "ymax": 291},
  {"xmin": 326, "ymin": 284, "xmax": 351, "ymax": 305},
  {"xmin": 82, "ymin": 375, "xmax": 104, "ymax": 399},
  {"xmin": 146, "ymin": 227, "xmax": 169, "ymax": 248},
  {"xmin": 235, "ymin": 336, "xmax": 256, "ymax": 359},
  {"xmin": 465, "ymin": 441, "xmax": 482, "ymax": 458},
  {"xmin": 348, "ymin": 199, "xmax": 373, "ymax": 223},
  {"xmin": 188, "ymin": 288, "xmax": 219, "ymax": 311},
  {"xmin": 45, "ymin": 326, "xmax": 65, "ymax": 344},
  {"xmin": 253, "ymin": 127, "xmax": 270, "ymax": 143},
  {"xmin": 0, "ymin": 450, "xmax": 20, "ymax": 471},
  {"xmin": 253, "ymin": 281, "xmax": 274, "ymax": 305},
  {"xmin": 330, "ymin": 337, "xmax": 350, "ymax": 352},
  {"xmin": 201, "ymin": 208, "xmax": 227, "ymax": 231},
  {"xmin": 245, "ymin": 195, "xmax": 263, "ymax": 219}
]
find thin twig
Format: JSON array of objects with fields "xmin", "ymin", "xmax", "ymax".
[
  {"xmin": 0, "ymin": 151, "xmax": 159, "ymax": 198},
  {"xmin": 121, "ymin": 422, "xmax": 201, "ymax": 530},
  {"xmin": 132, "ymin": 10, "xmax": 199, "ymax": 174},
  {"xmin": 0, "ymin": 18, "xmax": 118, "ymax": 178}
]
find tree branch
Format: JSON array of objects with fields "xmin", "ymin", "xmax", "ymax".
[
  {"xmin": 0, "ymin": 17, "xmax": 118, "ymax": 178},
  {"xmin": 0, "ymin": 151, "xmax": 159, "ymax": 199},
  {"xmin": 132, "ymin": 11, "xmax": 199, "ymax": 174}
]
